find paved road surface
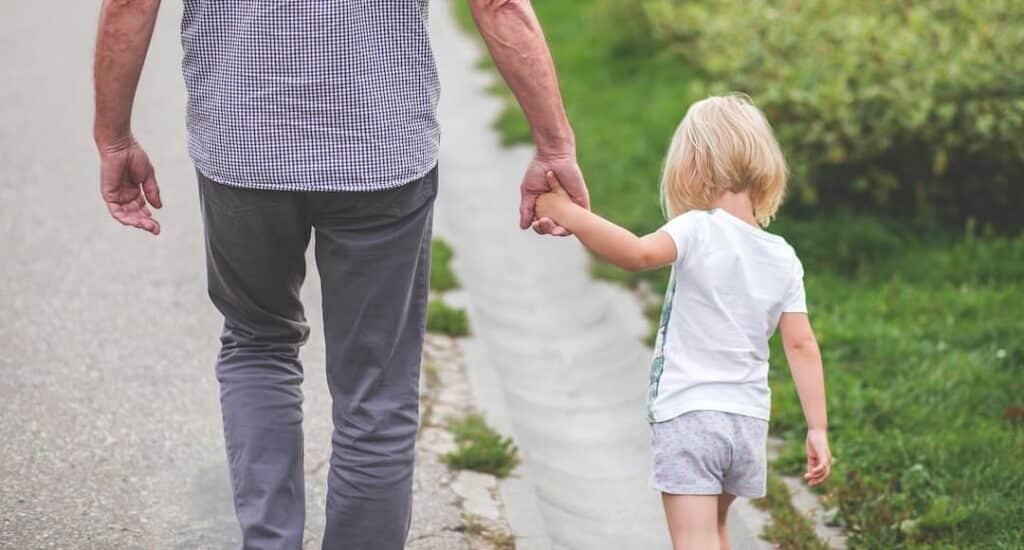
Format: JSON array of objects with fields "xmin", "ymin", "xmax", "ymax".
[{"xmin": 1, "ymin": 2, "xmax": 331, "ymax": 547}]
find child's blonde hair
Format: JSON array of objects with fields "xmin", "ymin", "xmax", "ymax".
[{"xmin": 660, "ymin": 93, "xmax": 787, "ymax": 227}]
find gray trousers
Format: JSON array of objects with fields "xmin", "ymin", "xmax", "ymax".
[{"xmin": 198, "ymin": 167, "xmax": 437, "ymax": 550}]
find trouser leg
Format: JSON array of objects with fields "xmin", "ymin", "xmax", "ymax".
[
  {"xmin": 198, "ymin": 173, "xmax": 312, "ymax": 549},
  {"xmin": 313, "ymin": 168, "xmax": 437, "ymax": 550}
]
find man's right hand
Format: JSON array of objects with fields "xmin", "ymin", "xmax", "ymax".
[
  {"xmin": 98, "ymin": 137, "xmax": 163, "ymax": 235},
  {"xmin": 520, "ymin": 153, "xmax": 589, "ymax": 236}
]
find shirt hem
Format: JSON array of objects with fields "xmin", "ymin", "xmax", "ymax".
[
  {"xmin": 649, "ymin": 400, "xmax": 770, "ymax": 424},
  {"xmin": 191, "ymin": 154, "xmax": 439, "ymax": 193}
]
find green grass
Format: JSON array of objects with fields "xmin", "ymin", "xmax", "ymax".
[
  {"xmin": 454, "ymin": 1, "xmax": 1024, "ymax": 547},
  {"xmin": 430, "ymin": 238, "xmax": 460, "ymax": 292},
  {"xmin": 426, "ymin": 299, "xmax": 470, "ymax": 337},
  {"xmin": 444, "ymin": 414, "xmax": 520, "ymax": 478},
  {"xmin": 766, "ymin": 231, "xmax": 1024, "ymax": 549},
  {"xmin": 753, "ymin": 472, "xmax": 830, "ymax": 550}
]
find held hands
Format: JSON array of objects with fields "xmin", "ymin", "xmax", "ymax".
[
  {"xmin": 804, "ymin": 428, "xmax": 832, "ymax": 486},
  {"xmin": 98, "ymin": 136, "xmax": 163, "ymax": 235},
  {"xmin": 520, "ymin": 154, "xmax": 589, "ymax": 236},
  {"xmin": 534, "ymin": 170, "xmax": 576, "ymax": 224}
]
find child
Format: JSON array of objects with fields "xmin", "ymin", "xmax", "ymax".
[{"xmin": 535, "ymin": 94, "xmax": 831, "ymax": 550}]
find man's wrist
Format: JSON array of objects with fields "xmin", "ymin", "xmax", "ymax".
[
  {"xmin": 94, "ymin": 127, "xmax": 133, "ymax": 153},
  {"xmin": 534, "ymin": 127, "xmax": 576, "ymax": 160}
]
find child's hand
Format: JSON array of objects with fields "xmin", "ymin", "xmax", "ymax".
[
  {"xmin": 535, "ymin": 171, "xmax": 575, "ymax": 221},
  {"xmin": 804, "ymin": 428, "xmax": 832, "ymax": 486}
]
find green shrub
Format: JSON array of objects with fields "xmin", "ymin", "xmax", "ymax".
[
  {"xmin": 639, "ymin": 0, "xmax": 1024, "ymax": 229},
  {"xmin": 430, "ymin": 238, "xmax": 460, "ymax": 292},
  {"xmin": 444, "ymin": 414, "xmax": 519, "ymax": 478},
  {"xmin": 426, "ymin": 300, "xmax": 470, "ymax": 337}
]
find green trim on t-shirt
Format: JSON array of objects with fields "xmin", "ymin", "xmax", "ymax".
[{"xmin": 647, "ymin": 269, "xmax": 677, "ymax": 422}]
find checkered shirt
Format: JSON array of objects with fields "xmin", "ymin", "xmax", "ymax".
[{"xmin": 180, "ymin": 1, "xmax": 440, "ymax": 191}]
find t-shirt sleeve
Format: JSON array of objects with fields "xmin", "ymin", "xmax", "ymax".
[
  {"xmin": 782, "ymin": 256, "xmax": 808, "ymax": 313},
  {"xmin": 657, "ymin": 212, "xmax": 703, "ymax": 264}
]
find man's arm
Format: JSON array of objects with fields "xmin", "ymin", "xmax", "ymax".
[
  {"xmin": 467, "ymin": 0, "xmax": 589, "ymax": 235},
  {"xmin": 94, "ymin": 0, "xmax": 163, "ymax": 235}
]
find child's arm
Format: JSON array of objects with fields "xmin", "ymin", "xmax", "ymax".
[
  {"xmin": 535, "ymin": 173, "xmax": 676, "ymax": 272},
  {"xmin": 779, "ymin": 312, "xmax": 832, "ymax": 486}
]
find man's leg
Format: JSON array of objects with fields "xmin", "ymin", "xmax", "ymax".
[
  {"xmin": 198, "ymin": 173, "xmax": 312, "ymax": 549},
  {"xmin": 313, "ymin": 168, "xmax": 437, "ymax": 550}
]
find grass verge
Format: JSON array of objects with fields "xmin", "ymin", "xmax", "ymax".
[{"xmin": 752, "ymin": 471, "xmax": 830, "ymax": 550}]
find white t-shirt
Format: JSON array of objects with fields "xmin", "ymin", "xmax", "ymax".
[{"xmin": 647, "ymin": 209, "xmax": 806, "ymax": 423}]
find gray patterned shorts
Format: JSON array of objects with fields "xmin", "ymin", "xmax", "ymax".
[{"xmin": 650, "ymin": 410, "xmax": 769, "ymax": 498}]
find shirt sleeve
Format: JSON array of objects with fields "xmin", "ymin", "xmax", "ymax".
[
  {"xmin": 657, "ymin": 212, "xmax": 703, "ymax": 264},
  {"xmin": 782, "ymin": 256, "xmax": 808, "ymax": 313}
]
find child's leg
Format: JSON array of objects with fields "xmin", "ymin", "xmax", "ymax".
[
  {"xmin": 717, "ymin": 493, "xmax": 736, "ymax": 550},
  {"xmin": 661, "ymin": 494, "xmax": 720, "ymax": 550}
]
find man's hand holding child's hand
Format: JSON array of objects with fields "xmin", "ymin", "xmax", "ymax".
[{"xmin": 535, "ymin": 171, "xmax": 576, "ymax": 224}]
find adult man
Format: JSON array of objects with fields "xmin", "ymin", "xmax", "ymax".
[{"xmin": 92, "ymin": 0, "xmax": 588, "ymax": 548}]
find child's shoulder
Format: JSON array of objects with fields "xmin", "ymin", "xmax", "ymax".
[
  {"xmin": 663, "ymin": 209, "xmax": 713, "ymax": 229},
  {"xmin": 660, "ymin": 209, "xmax": 713, "ymax": 240}
]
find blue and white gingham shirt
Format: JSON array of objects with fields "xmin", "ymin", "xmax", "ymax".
[{"xmin": 180, "ymin": 1, "xmax": 440, "ymax": 192}]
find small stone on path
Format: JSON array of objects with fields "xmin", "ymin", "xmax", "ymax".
[{"xmin": 451, "ymin": 471, "xmax": 501, "ymax": 522}]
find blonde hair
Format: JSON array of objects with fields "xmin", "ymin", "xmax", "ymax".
[{"xmin": 660, "ymin": 93, "xmax": 787, "ymax": 227}]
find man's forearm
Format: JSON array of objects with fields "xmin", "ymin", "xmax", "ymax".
[
  {"xmin": 468, "ymin": 0, "xmax": 574, "ymax": 156},
  {"xmin": 93, "ymin": 0, "xmax": 161, "ymax": 149}
]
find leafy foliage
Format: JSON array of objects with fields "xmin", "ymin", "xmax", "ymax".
[{"xmin": 638, "ymin": 0, "xmax": 1024, "ymax": 229}]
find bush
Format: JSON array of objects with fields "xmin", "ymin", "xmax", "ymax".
[
  {"xmin": 444, "ymin": 414, "xmax": 520, "ymax": 478},
  {"xmin": 426, "ymin": 300, "xmax": 470, "ymax": 337},
  {"xmin": 638, "ymin": 0, "xmax": 1024, "ymax": 229}
]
